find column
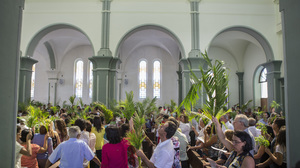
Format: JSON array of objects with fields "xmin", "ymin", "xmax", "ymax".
[
  {"xmin": 0, "ymin": 0, "xmax": 24, "ymax": 166},
  {"xmin": 98, "ymin": 0, "xmax": 112, "ymax": 57},
  {"xmin": 187, "ymin": 57, "xmax": 207, "ymax": 108},
  {"xmin": 188, "ymin": 0, "xmax": 201, "ymax": 58},
  {"xmin": 89, "ymin": 56, "xmax": 112, "ymax": 106},
  {"xmin": 108, "ymin": 57, "xmax": 120, "ymax": 107},
  {"xmin": 18, "ymin": 57, "xmax": 38, "ymax": 103},
  {"xmin": 262, "ymin": 61, "xmax": 282, "ymax": 112},
  {"xmin": 177, "ymin": 71, "xmax": 183, "ymax": 104},
  {"xmin": 236, "ymin": 72, "xmax": 244, "ymax": 106},
  {"xmin": 47, "ymin": 70, "xmax": 59, "ymax": 105},
  {"xmin": 179, "ymin": 58, "xmax": 191, "ymax": 104},
  {"xmin": 279, "ymin": 0, "xmax": 300, "ymax": 167}
]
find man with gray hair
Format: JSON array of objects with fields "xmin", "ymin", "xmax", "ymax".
[
  {"xmin": 45, "ymin": 126, "xmax": 101, "ymax": 168},
  {"xmin": 233, "ymin": 114, "xmax": 256, "ymax": 155},
  {"xmin": 220, "ymin": 114, "xmax": 234, "ymax": 133}
]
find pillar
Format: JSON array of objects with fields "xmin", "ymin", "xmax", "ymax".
[
  {"xmin": 188, "ymin": 0, "xmax": 201, "ymax": 58},
  {"xmin": 0, "ymin": 0, "xmax": 24, "ymax": 166},
  {"xmin": 179, "ymin": 58, "xmax": 191, "ymax": 104},
  {"xmin": 89, "ymin": 56, "xmax": 113, "ymax": 106},
  {"xmin": 279, "ymin": 0, "xmax": 300, "ymax": 167},
  {"xmin": 108, "ymin": 57, "xmax": 120, "ymax": 107},
  {"xmin": 98, "ymin": 0, "xmax": 112, "ymax": 57},
  {"xmin": 18, "ymin": 57, "xmax": 38, "ymax": 104},
  {"xmin": 262, "ymin": 61, "xmax": 282, "ymax": 112},
  {"xmin": 236, "ymin": 72, "xmax": 244, "ymax": 106}
]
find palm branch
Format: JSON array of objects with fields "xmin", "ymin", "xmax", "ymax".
[
  {"xmin": 69, "ymin": 95, "xmax": 76, "ymax": 106},
  {"xmin": 180, "ymin": 51, "xmax": 229, "ymax": 122},
  {"xmin": 120, "ymin": 91, "xmax": 136, "ymax": 121}
]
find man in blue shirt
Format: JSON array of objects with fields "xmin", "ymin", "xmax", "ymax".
[{"xmin": 45, "ymin": 126, "xmax": 101, "ymax": 168}]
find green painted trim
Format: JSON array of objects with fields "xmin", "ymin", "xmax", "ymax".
[{"xmin": 44, "ymin": 41, "xmax": 56, "ymax": 69}]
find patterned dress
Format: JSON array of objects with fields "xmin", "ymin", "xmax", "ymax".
[{"xmin": 171, "ymin": 136, "xmax": 181, "ymax": 168}]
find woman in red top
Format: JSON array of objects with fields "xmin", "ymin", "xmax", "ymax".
[
  {"xmin": 101, "ymin": 126, "xmax": 130, "ymax": 168},
  {"xmin": 20, "ymin": 129, "xmax": 49, "ymax": 168}
]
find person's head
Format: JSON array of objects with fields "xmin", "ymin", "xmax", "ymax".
[
  {"xmin": 93, "ymin": 116, "xmax": 103, "ymax": 132},
  {"xmin": 272, "ymin": 117, "xmax": 285, "ymax": 136},
  {"xmin": 86, "ymin": 120, "xmax": 92, "ymax": 133},
  {"xmin": 224, "ymin": 129, "xmax": 234, "ymax": 141},
  {"xmin": 55, "ymin": 119, "xmax": 68, "ymax": 137},
  {"xmin": 180, "ymin": 115, "xmax": 188, "ymax": 123},
  {"xmin": 39, "ymin": 125, "xmax": 47, "ymax": 135},
  {"xmin": 276, "ymin": 126, "xmax": 286, "ymax": 147},
  {"xmin": 232, "ymin": 131, "xmax": 253, "ymax": 154},
  {"xmin": 163, "ymin": 114, "xmax": 169, "ymax": 121},
  {"xmin": 248, "ymin": 118, "xmax": 256, "ymax": 126},
  {"xmin": 233, "ymin": 114, "xmax": 249, "ymax": 131},
  {"xmin": 263, "ymin": 112, "xmax": 270, "ymax": 120},
  {"xmin": 220, "ymin": 114, "xmax": 229, "ymax": 123},
  {"xmin": 20, "ymin": 129, "xmax": 34, "ymax": 142},
  {"xmin": 69, "ymin": 126, "xmax": 81, "ymax": 138},
  {"xmin": 120, "ymin": 123, "xmax": 129, "ymax": 138},
  {"xmin": 262, "ymin": 125, "xmax": 275, "ymax": 140},
  {"xmin": 74, "ymin": 118, "xmax": 86, "ymax": 131},
  {"xmin": 106, "ymin": 126, "xmax": 121, "ymax": 144},
  {"xmin": 158, "ymin": 121, "xmax": 177, "ymax": 139},
  {"xmin": 168, "ymin": 116, "xmax": 179, "ymax": 129},
  {"xmin": 16, "ymin": 125, "xmax": 22, "ymax": 140}
]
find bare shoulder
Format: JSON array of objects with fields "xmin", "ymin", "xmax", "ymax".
[{"xmin": 242, "ymin": 156, "xmax": 255, "ymax": 168}]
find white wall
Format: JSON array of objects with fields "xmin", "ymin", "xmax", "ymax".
[
  {"xmin": 243, "ymin": 43, "xmax": 266, "ymax": 107},
  {"xmin": 208, "ymin": 47, "xmax": 239, "ymax": 108},
  {"xmin": 121, "ymin": 45, "xmax": 178, "ymax": 106}
]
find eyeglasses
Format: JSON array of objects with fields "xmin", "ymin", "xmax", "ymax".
[{"xmin": 232, "ymin": 140, "xmax": 243, "ymax": 144}]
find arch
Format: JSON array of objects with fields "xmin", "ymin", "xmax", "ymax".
[
  {"xmin": 212, "ymin": 26, "xmax": 274, "ymax": 62},
  {"xmin": 25, "ymin": 24, "xmax": 95, "ymax": 57},
  {"xmin": 114, "ymin": 24, "xmax": 186, "ymax": 59}
]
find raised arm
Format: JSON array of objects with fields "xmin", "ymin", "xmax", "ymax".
[
  {"xmin": 20, "ymin": 131, "xmax": 32, "ymax": 156},
  {"xmin": 212, "ymin": 117, "xmax": 234, "ymax": 151},
  {"xmin": 38, "ymin": 133, "xmax": 49, "ymax": 153}
]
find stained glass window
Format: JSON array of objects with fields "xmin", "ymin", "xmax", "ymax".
[
  {"xmin": 75, "ymin": 60, "xmax": 83, "ymax": 98},
  {"xmin": 139, "ymin": 60, "xmax": 147, "ymax": 98},
  {"xmin": 153, "ymin": 61, "xmax": 161, "ymax": 98},
  {"xmin": 89, "ymin": 61, "xmax": 93, "ymax": 98},
  {"xmin": 31, "ymin": 64, "xmax": 36, "ymax": 98}
]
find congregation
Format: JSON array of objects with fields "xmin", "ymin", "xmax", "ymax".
[{"xmin": 15, "ymin": 103, "xmax": 286, "ymax": 168}]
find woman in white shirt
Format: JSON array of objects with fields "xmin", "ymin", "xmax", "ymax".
[{"xmin": 179, "ymin": 115, "xmax": 191, "ymax": 143}]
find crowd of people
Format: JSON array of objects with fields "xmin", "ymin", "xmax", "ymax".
[{"xmin": 15, "ymin": 103, "xmax": 287, "ymax": 168}]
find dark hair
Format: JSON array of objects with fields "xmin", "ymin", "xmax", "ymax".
[
  {"xmin": 265, "ymin": 125, "xmax": 275, "ymax": 139},
  {"xmin": 20, "ymin": 129, "xmax": 34, "ymax": 142},
  {"xmin": 276, "ymin": 126, "xmax": 286, "ymax": 147},
  {"xmin": 55, "ymin": 119, "xmax": 68, "ymax": 139},
  {"xmin": 93, "ymin": 116, "xmax": 103, "ymax": 132},
  {"xmin": 120, "ymin": 124, "xmax": 129, "ymax": 138},
  {"xmin": 274, "ymin": 118, "xmax": 285, "ymax": 130},
  {"xmin": 74, "ymin": 118, "xmax": 86, "ymax": 131},
  {"xmin": 163, "ymin": 114, "xmax": 169, "ymax": 120},
  {"xmin": 17, "ymin": 125, "xmax": 21, "ymax": 134},
  {"xmin": 39, "ymin": 125, "xmax": 47, "ymax": 134},
  {"xmin": 180, "ymin": 115, "xmax": 189, "ymax": 123},
  {"xmin": 168, "ymin": 117, "xmax": 179, "ymax": 128},
  {"xmin": 106, "ymin": 126, "xmax": 121, "ymax": 144},
  {"xmin": 86, "ymin": 120, "xmax": 92, "ymax": 132},
  {"xmin": 234, "ymin": 131, "xmax": 253, "ymax": 154},
  {"xmin": 165, "ymin": 121, "xmax": 177, "ymax": 139}
]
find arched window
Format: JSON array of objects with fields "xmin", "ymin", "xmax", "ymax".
[
  {"xmin": 153, "ymin": 60, "xmax": 161, "ymax": 98},
  {"xmin": 75, "ymin": 60, "xmax": 84, "ymax": 98},
  {"xmin": 139, "ymin": 60, "xmax": 147, "ymax": 98},
  {"xmin": 259, "ymin": 68, "xmax": 268, "ymax": 98},
  {"xmin": 31, "ymin": 64, "xmax": 36, "ymax": 99},
  {"xmin": 89, "ymin": 61, "xmax": 93, "ymax": 98}
]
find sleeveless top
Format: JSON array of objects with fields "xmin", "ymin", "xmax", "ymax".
[
  {"xmin": 171, "ymin": 136, "xmax": 181, "ymax": 168},
  {"xmin": 224, "ymin": 151, "xmax": 253, "ymax": 168},
  {"xmin": 51, "ymin": 134, "xmax": 58, "ymax": 149}
]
